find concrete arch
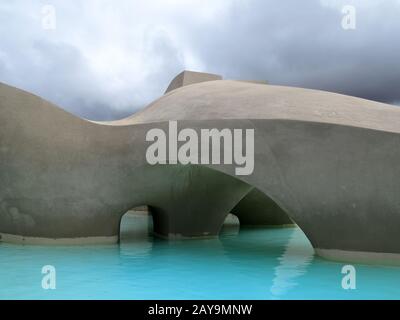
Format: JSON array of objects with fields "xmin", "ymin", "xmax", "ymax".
[
  {"xmin": 140, "ymin": 164, "xmax": 252, "ymax": 239},
  {"xmin": 1, "ymin": 71, "xmax": 400, "ymax": 265}
]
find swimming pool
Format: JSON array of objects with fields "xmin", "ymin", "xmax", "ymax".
[{"xmin": 0, "ymin": 212, "xmax": 399, "ymax": 299}]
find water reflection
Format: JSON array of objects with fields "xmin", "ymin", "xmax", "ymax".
[
  {"xmin": 119, "ymin": 212, "xmax": 314, "ymax": 299},
  {"xmin": 270, "ymin": 228, "xmax": 314, "ymax": 297},
  {"xmin": 119, "ymin": 211, "xmax": 153, "ymax": 257}
]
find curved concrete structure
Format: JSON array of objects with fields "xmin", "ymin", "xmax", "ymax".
[{"xmin": 1, "ymin": 71, "xmax": 400, "ymax": 265}]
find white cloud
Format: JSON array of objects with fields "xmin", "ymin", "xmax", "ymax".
[{"xmin": 0, "ymin": 0, "xmax": 234, "ymax": 119}]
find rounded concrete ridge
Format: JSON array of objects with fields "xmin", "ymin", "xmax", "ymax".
[{"xmin": 103, "ymin": 80, "xmax": 400, "ymax": 133}]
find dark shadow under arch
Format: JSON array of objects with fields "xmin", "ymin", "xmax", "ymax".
[{"xmin": 231, "ymin": 188, "xmax": 294, "ymax": 227}]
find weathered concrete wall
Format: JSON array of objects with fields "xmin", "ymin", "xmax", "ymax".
[{"xmin": 1, "ymin": 74, "xmax": 400, "ymax": 265}]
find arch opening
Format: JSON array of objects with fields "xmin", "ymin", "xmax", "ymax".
[{"xmin": 119, "ymin": 206, "xmax": 154, "ymax": 243}]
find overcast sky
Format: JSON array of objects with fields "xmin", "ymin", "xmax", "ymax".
[{"xmin": 1, "ymin": 0, "xmax": 399, "ymax": 120}]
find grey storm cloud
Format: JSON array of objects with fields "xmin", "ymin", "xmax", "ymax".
[{"xmin": 0, "ymin": 0, "xmax": 399, "ymax": 120}]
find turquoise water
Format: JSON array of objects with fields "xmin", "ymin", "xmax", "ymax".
[{"xmin": 0, "ymin": 212, "xmax": 399, "ymax": 300}]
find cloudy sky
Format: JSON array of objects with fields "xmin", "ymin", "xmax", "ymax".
[{"xmin": 1, "ymin": 0, "xmax": 399, "ymax": 120}]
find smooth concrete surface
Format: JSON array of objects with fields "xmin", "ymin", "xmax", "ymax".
[{"xmin": 1, "ymin": 71, "xmax": 400, "ymax": 265}]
